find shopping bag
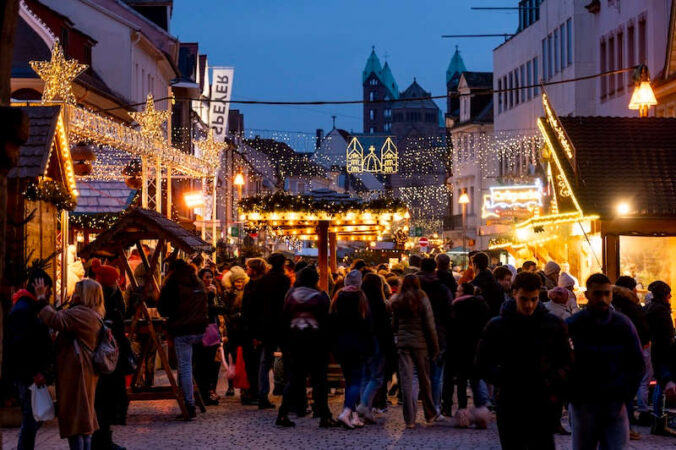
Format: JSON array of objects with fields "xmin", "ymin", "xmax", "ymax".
[
  {"xmin": 201, "ymin": 323, "xmax": 220, "ymax": 347},
  {"xmin": 29, "ymin": 383, "xmax": 55, "ymax": 422},
  {"xmin": 232, "ymin": 346, "xmax": 250, "ymax": 390},
  {"xmin": 226, "ymin": 352, "xmax": 236, "ymax": 380}
]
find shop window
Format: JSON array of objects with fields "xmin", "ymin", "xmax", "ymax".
[
  {"xmin": 600, "ymin": 40, "xmax": 607, "ymax": 99},
  {"xmin": 620, "ymin": 236, "xmax": 676, "ymax": 296},
  {"xmin": 617, "ymin": 31, "xmax": 624, "ymax": 92},
  {"xmin": 627, "ymin": 24, "xmax": 635, "ymax": 87},
  {"xmin": 608, "ymin": 36, "xmax": 615, "ymax": 94},
  {"xmin": 638, "ymin": 17, "xmax": 646, "ymax": 64},
  {"xmin": 567, "ymin": 19, "xmax": 573, "ymax": 66}
]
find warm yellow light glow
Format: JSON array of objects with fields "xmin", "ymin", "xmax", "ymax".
[
  {"xmin": 194, "ymin": 128, "xmax": 226, "ymax": 169},
  {"xmin": 617, "ymin": 202, "xmax": 631, "ymax": 216},
  {"xmin": 30, "ymin": 39, "xmax": 87, "ymax": 104},
  {"xmin": 458, "ymin": 191, "xmax": 470, "ymax": 205},
  {"xmin": 234, "ymin": 172, "xmax": 245, "ymax": 186},
  {"xmin": 184, "ymin": 192, "xmax": 205, "ymax": 207},
  {"xmin": 369, "ymin": 241, "xmax": 376, "ymax": 248},
  {"xmin": 628, "ymin": 81, "xmax": 657, "ymax": 110},
  {"xmin": 516, "ymin": 227, "xmax": 530, "ymax": 241},
  {"xmin": 129, "ymin": 94, "xmax": 171, "ymax": 143},
  {"xmin": 403, "ymin": 211, "xmax": 410, "ymax": 219}
]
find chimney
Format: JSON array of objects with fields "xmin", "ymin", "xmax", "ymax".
[{"xmin": 315, "ymin": 128, "xmax": 324, "ymax": 151}]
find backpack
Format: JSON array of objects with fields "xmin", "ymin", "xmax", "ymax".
[{"xmin": 92, "ymin": 319, "xmax": 119, "ymax": 375}]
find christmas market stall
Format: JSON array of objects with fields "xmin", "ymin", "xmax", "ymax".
[
  {"xmin": 492, "ymin": 92, "xmax": 676, "ymax": 288},
  {"xmin": 239, "ymin": 191, "xmax": 409, "ymax": 290},
  {"xmin": 78, "ymin": 207, "xmax": 213, "ymax": 419}
]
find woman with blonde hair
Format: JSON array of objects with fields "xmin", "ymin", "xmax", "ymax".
[{"xmin": 33, "ymin": 277, "xmax": 105, "ymax": 450}]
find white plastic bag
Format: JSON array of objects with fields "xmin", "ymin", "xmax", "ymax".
[{"xmin": 29, "ymin": 383, "xmax": 55, "ymax": 422}]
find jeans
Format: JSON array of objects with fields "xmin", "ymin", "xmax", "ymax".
[
  {"xmin": 339, "ymin": 357, "xmax": 364, "ymax": 410},
  {"xmin": 457, "ymin": 376, "xmax": 488, "ymax": 409},
  {"xmin": 637, "ymin": 346, "xmax": 653, "ymax": 413},
  {"xmin": 428, "ymin": 352, "xmax": 444, "ymax": 413},
  {"xmin": 67, "ymin": 435, "xmax": 91, "ymax": 450},
  {"xmin": 174, "ymin": 334, "xmax": 204, "ymax": 408},
  {"xmin": 258, "ymin": 344, "xmax": 275, "ymax": 402},
  {"xmin": 16, "ymin": 380, "xmax": 41, "ymax": 450},
  {"xmin": 653, "ymin": 382, "xmax": 664, "ymax": 417},
  {"xmin": 570, "ymin": 401, "xmax": 629, "ymax": 450},
  {"xmin": 359, "ymin": 341, "xmax": 385, "ymax": 411},
  {"xmin": 398, "ymin": 347, "xmax": 437, "ymax": 425}
]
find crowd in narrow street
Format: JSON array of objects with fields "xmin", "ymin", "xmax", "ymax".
[{"xmin": 4, "ymin": 250, "xmax": 676, "ymax": 449}]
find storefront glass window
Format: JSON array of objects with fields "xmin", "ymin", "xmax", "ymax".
[{"xmin": 620, "ymin": 236, "xmax": 676, "ymax": 295}]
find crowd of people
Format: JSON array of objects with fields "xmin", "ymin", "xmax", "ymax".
[{"xmin": 5, "ymin": 248, "xmax": 676, "ymax": 449}]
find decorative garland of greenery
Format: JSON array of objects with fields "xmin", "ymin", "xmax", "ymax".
[
  {"xmin": 23, "ymin": 180, "xmax": 76, "ymax": 211},
  {"xmin": 239, "ymin": 191, "xmax": 407, "ymax": 214},
  {"xmin": 69, "ymin": 212, "xmax": 121, "ymax": 230}
]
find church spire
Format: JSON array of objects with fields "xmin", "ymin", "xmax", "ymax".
[
  {"xmin": 362, "ymin": 46, "xmax": 383, "ymax": 84},
  {"xmin": 446, "ymin": 45, "xmax": 467, "ymax": 85}
]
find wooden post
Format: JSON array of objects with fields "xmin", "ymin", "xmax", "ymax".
[
  {"xmin": 141, "ymin": 156, "xmax": 148, "ymax": 208},
  {"xmin": 329, "ymin": 231, "xmax": 337, "ymax": 274},
  {"xmin": 212, "ymin": 173, "xmax": 217, "ymax": 261},
  {"xmin": 166, "ymin": 166, "xmax": 172, "ymax": 219},
  {"xmin": 602, "ymin": 233, "xmax": 620, "ymax": 282},
  {"xmin": 201, "ymin": 177, "xmax": 206, "ymax": 240},
  {"xmin": 136, "ymin": 240, "xmax": 160, "ymax": 295},
  {"xmin": 155, "ymin": 157, "xmax": 162, "ymax": 213},
  {"xmin": 60, "ymin": 210, "xmax": 69, "ymax": 305},
  {"xmin": 118, "ymin": 247, "xmax": 138, "ymax": 290},
  {"xmin": 317, "ymin": 220, "xmax": 329, "ymax": 292}
]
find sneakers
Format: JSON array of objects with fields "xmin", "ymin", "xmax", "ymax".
[
  {"xmin": 351, "ymin": 411, "xmax": 364, "ymax": 427},
  {"xmin": 337, "ymin": 408, "xmax": 354, "ymax": 429},
  {"xmin": 356, "ymin": 404, "xmax": 376, "ymax": 423},
  {"xmin": 177, "ymin": 405, "xmax": 197, "ymax": 421},
  {"xmin": 275, "ymin": 416, "xmax": 295, "ymax": 427}
]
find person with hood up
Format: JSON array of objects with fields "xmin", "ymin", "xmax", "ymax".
[
  {"xmin": 417, "ymin": 258, "xmax": 452, "ymax": 415},
  {"xmin": 158, "ymin": 259, "xmax": 208, "ymax": 419},
  {"xmin": 222, "ymin": 265, "xmax": 248, "ymax": 396},
  {"xmin": 471, "ymin": 252, "xmax": 504, "ymax": 317},
  {"xmin": 567, "ymin": 274, "xmax": 645, "ymax": 448},
  {"xmin": 275, "ymin": 267, "xmax": 337, "ymax": 428},
  {"xmin": 545, "ymin": 287, "xmax": 577, "ymax": 320},
  {"xmin": 644, "ymin": 280, "xmax": 676, "ymax": 436},
  {"xmin": 476, "ymin": 272, "xmax": 572, "ymax": 449},
  {"xmin": 558, "ymin": 272, "xmax": 581, "ymax": 312},
  {"xmin": 7, "ymin": 269, "xmax": 55, "ymax": 450},
  {"xmin": 449, "ymin": 283, "xmax": 491, "ymax": 428},
  {"xmin": 329, "ymin": 270, "xmax": 373, "ymax": 429},
  {"xmin": 390, "ymin": 274, "xmax": 440, "ymax": 428},
  {"xmin": 90, "ymin": 259, "xmax": 128, "ymax": 450}
]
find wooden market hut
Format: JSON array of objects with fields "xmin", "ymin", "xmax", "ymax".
[
  {"xmin": 6, "ymin": 105, "xmax": 77, "ymax": 293},
  {"xmin": 498, "ymin": 92, "xmax": 676, "ymax": 285},
  {"xmin": 78, "ymin": 207, "xmax": 213, "ymax": 419},
  {"xmin": 239, "ymin": 190, "xmax": 409, "ymax": 291}
]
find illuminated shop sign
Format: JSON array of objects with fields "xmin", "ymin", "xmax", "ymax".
[{"xmin": 482, "ymin": 180, "xmax": 543, "ymax": 219}]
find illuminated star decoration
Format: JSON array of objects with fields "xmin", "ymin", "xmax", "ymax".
[
  {"xmin": 29, "ymin": 39, "xmax": 88, "ymax": 104},
  {"xmin": 130, "ymin": 94, "xmax": 171, "ymax": 143},
  {"xmin": 194, "ymin": 129, "xmax": 226, "ymax": 169}
]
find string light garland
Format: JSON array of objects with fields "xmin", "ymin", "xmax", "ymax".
[
  {"xmin": 129, "ymin": 94, "xmax": 171, "ymax": 144},
  {"xmin": 29, "ymin": 39, "xmax": 87, "ymax": 104},
  {"xmin": 23, "ymin": 179, "xmax": 76, "ymax": 211},
  {"xmin": 194, "ymin": 128, "xmax": 226, "ymax": 170}
]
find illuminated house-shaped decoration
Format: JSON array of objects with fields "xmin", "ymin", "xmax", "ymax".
[
  {"xmin": 379, "ymin": 137, "xmax": 398, "ymax": 174},
  {"xmin": 346, "ymin": 137, "xmax": 364, "ymax": 174},
  {"xmin": 363, "ymin": 145, "xmax": 382, "ymax": 173}
]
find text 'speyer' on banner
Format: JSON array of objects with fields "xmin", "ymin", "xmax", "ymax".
[{"xmin": 209, "ymin": 67, "xmax": 235, "ymax": 140}]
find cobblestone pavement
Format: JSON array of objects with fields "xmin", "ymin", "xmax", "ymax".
[{"xmin": 3, "ymin": 390, "xmax": 676, "ymax": 450}]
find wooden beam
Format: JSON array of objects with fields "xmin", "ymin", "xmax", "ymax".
[
  {"xmin": 602, "ymin": 234, "xmax": 620, "ymax": 282},
  {"xmin": 329, "ymin": 232, "xmax": 337, "ymax": 274},
  {"xmin": 317, "ymin": 221, "xmax": 329, "ymax": 292},
  {"xmin": 600, "ymin": 218, "xmax": 676, "ymax": 235},
  {"xmin": 118, "ymin": 247, "xmax": 138, "ymax": 289}
]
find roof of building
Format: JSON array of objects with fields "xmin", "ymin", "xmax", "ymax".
[
  {"xmin": 8, "ymin": 105, "xmax": 61, "ymax": 179},
  {"xmin": 551, "ymin": 116, "xmax": 676, "ymax": 218},
  {"xmin": 380, "ymin": 62, "xmax": 399, "ymax": 99},
  {"xmin": 461, "ymin": 71, "xmax": 493, "ymax": 90},
  {"xmin": 392, "ymin": 79, "xmax": 439, "ymax": 110},
  {"xmin": 362, "ymin": 47, "xmax": 383, "ymax": 83},
  {"xmin": 362, "ymin": 48, "xmax": 399, "ymax": 99},
  {"xmin": 446, "ymin": 46, "xmax": 467, "ymax": 85},
  {"xmin": 73, "ymin": 181, "xmax": 136, "ymax": 214}
]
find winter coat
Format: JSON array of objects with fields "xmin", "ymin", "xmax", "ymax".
[
  {"xmin": 390, "ymin": 292, "xmax": 439, "ymax": 358},
  {"xmin": 644, "ymin": 299, "xmax": 675, "ymax": 384},
  {"xmin": 472, "ymin": 269, "xmax": 505, "ymax": 317},
  {"xmin": 282, "ymin": 286, "xmax": 330, "ymax": 345},
  {"xmin": 566, "ymin": 308, "xmax": 644, "ymax": 404},
  {"xmin": 437, "ymin": 269, "xmax": 458, "ymax": 300},
  {"xmin": 39, "ymin": 304, "xmax": 102, "ymax": 438},
  {"xmin": 241, "ymin": 277, "xmax": 266, "ymax": 340},
  {"xmin": 364, "ymin": 289, "xmax": 394, "ymax": 353},
  {"xmin": 329, "ymin": 290, "xmax": 374, "ymax": 361},
  {"xmin": 476, "ymin": 300, "xmax": 571, "ymax": 406},
  {"xmin": 450, "ymin": 294, "xmax": 491, "ymax": 377},
  {"xmin": 544, "ymin": 300, "xmax": 576, "ymax": 321},
  {"xmin": 223, "ymin": 287, "xmax": 245, "ymax": 345},
  {"xmin": 257, "ymin": 269, "xmax": 291, "ymax": 346},
  {"xmin": 612, "ymin": 287, "xmax": 650, "ymax": 347},
  {"xmin": 6, "ymin": 292, "xmax": 54, "ymax": 383},
  {"xmin": 158, "ymin": 267, "xmax": 208, "ymax": 337},
  {"xmin": 418, "ymin": 271, "xmax": 453, "ymax": 351}
]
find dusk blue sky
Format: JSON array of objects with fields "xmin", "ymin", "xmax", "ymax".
[{"xmin": 172, "ymin": 0, "xmax": 515, "ymax": 135}]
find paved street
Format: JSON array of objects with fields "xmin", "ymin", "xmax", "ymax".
[{"xmin": 3, "ymin": 388, "xmax": 675, "ymax": 450}]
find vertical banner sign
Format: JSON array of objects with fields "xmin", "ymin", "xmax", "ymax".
[{"xmin": 209, "ymin": 66, "xmax": 234, "ymax": 139}]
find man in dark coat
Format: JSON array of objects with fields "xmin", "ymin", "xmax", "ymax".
[
  {"xmin": 417, "ymin": 258, "xmax": 452, "ymax": 414},
  {"xmin": 471, "ymin": 252, "xmax": 504, "ymax": 317},
  {"xmin": 476, "ymin": 272, "xmax": 571, "ymax": 449},
  {"xmin": 254, "ymin": 253, "xmax": 291, "ymax": 409},
  {"xmin": 7, "ymin": 269, "xmax": 55, "ymax": 450},
  {"xmin": 644, "ymin": 280, "xmax": 676, "ymax": 435},
  {"xmin": 435, "ymin": 253, "xmax": 457, "ymax": 298},
  {"xmin": 567, "ymin": 273, "xmax": 645, "ymax": 448}
]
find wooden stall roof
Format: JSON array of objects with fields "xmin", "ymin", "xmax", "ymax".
[{"xmin": 79, "ymin": 207, "xmax": 213, "ymax": 259}]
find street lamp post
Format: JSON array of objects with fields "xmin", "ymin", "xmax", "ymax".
[
  {"xmin": 458, "ymin": 189, "xmax": 470, "ymax": 268},
  {"xmin": 233, "ymin": 172, "xmax": 245, "ymax": 256}
]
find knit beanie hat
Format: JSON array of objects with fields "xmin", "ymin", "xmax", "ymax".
[
  {"xmin": 91, "ymin": 258, "xmax": 119, "ymax": 287},
  {"xmin": 548, "ymin": 287, "xmax": 569, "ymax": 304},
  {"xmin": 648, "ymin": 280, "xmax": 671, "ymax": 301},
  {"xmin": 344, "ymin": 270, "xmax": 362, "ymax": 288},
  {"xmin": 228, "ymin": 266, "xmax": 247, "ymax": 284},
  {"xmin": 558, "ymin": 272, "xmax": 576, "ymax": 289},
  {"xmin": 544, "ymin": 261, "xmax": 561, "ymax": 276}
]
